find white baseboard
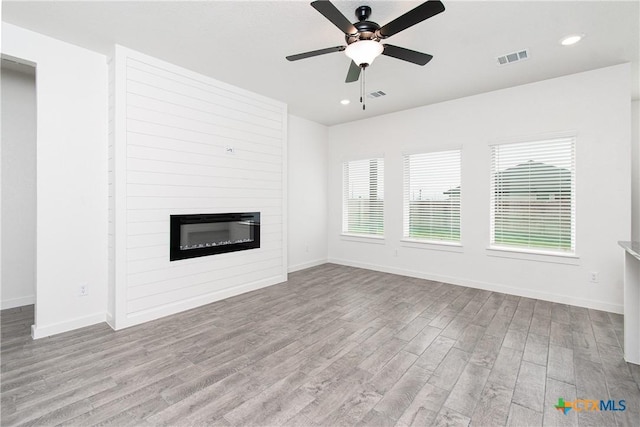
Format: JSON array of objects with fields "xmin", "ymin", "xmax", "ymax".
[
  {"xmin": 31, "ymin": 312, "xmax": 106, "ymax": 339},
  {"xmin": 1, "ymin": 295, "xmax": 35, "ymax": 310},
  {"xmin": 328, "ymin": 257, "xmax": 624, "ymax": 314},
  {"xmin": 288, "ymin": 258, "xmax": 328, "ymax": 273},
  {"xmin": 116, "ymin": 274, "xmax": 287, "ymax": 330},
  {"xmin": 105, "ymin": 312, "xmax": 115, "ymax": 330}
]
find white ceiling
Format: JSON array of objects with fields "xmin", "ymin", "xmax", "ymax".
[{"xmin": 2, "ymin": 0, "xmax": 639, "ymax": 126}]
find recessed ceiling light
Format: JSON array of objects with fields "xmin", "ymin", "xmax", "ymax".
[
  {"xmin": 560, "ymin": 34, "xmax": 584, "ymax": 46},
  {"xmin": 340, "ymin": 99, "xmax": 350, "ymax": 105}
]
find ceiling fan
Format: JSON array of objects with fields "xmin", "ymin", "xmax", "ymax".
[{"xmin": 286, "ymin": 0, "xmax": 446, "ymax": 85}]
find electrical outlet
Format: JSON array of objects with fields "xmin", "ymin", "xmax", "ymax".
[
  {"xmin": 79, "ymin": 283, "xmax": 89, "ymax": 296},
  {"xmin": 394, "ymin": 249, "xmax": 398, "ymax": 257},
  {"xmin": 305, "ymin": 245, "xmax": 309, "ymax": 253},
  {"xmin": 589, "ymin": 272, "xmax": 599, "ymax": 283}
]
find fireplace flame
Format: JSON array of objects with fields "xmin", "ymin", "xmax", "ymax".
[{"xmin": 180, "ymin": 238, "xmax": 254, "ymax": 251}]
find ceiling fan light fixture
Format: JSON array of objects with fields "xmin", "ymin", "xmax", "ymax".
[{"xmin": 345, "ymin": 40, "xmax": 384, "ymax": 66}]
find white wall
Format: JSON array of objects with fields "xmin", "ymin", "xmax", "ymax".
[
  {"xmin": 2, "ymin": 24, "xmax": 108, "ymax": 337},
  {"xmin": 632, "ymin": 100, "xmax": 639, "ymax": 242},
  {"xmin": 328, "ymin": 64, "xmax": 631, "ymax": 313},
  {"xmin": 1, "ymin": 63, "xmax": 36, "ymax": 309},
  {"xmin": 109, "ymin": 46, "xmax": 287, "ymax": 329},
  {"xmin": 288, "ymin": 115, "xmax": 328, "ymax": 272}
]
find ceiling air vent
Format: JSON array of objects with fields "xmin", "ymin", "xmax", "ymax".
[
  {"xmin": 497, "ymin": 49, "xmax": 529, "ymax": 66},
  {"xmin": 367, "ymin": 90, "xmax": 387, "ymax": 99}
]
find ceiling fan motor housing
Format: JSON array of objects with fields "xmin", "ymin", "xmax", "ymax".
[{"xmin": 346, "ymin": 5, "xmax": 382, "ymax": 44}]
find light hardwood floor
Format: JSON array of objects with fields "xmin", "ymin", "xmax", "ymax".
[{"xmin": 2, "ymin": 264, "xmax": 640, "ymax": 426}]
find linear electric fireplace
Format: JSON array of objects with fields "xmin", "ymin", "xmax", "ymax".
[{"xmin": 170, "ymin": 212, "xmax": 260, "ymax": 261}]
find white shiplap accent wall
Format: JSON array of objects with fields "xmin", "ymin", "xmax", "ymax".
[{"xmin": 109, "ymin": 46, "xmax": 287, "ymax": 329}]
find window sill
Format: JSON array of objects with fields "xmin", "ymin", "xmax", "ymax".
[
  {"xmin": 486, "ymin": 246, "xmax": 580, "ymax": 265},
  {"xmin": 401, "ymin": 239, "xmax": 463, "ymax": 253},
  {"xmin": 340, "ymin": 233, "xmax": 385, "ymax": 245}
]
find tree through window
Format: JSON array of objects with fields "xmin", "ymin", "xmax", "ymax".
[{"xmin": 490, "ymin": 137, "xmax": 575, "ymax": 253}]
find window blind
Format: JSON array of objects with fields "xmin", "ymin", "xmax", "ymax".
[
  {"xmin": 490, "ymin": 137, "xmax": 575, "ymax": 253},
  {"xmin": 343, "ymin": 158, "xmax": 384, "ymax": 236},
  {"xmin": 403, "ymin": 150, "xmax": 461, "ymax": 242}
]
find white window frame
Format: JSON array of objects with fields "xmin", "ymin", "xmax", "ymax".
[
  {"xmin": 489, "ymin": 136, "xmax": 576, "ymax": 256},
  {"xmin": 402, "ymin": 149, "xmax": 462, "ymax": 245},
  {"xmin": 342, "ymin": 157, "xmax": 384, "ymax": 238}
]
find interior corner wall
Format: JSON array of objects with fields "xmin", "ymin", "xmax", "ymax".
[
  {"xmin": 632, "ymin": 100, "xmax": 639, "ymax": 242},
  {"xmin": 1, "ymin": 64, "xmax": 36, "ymax": 309},
  {"xmin": 287, "ymin": 115, "xmax": 328, "ymax": 272},
  {"xmin": 327, "ymin": 64, "xmax": 631, "ymax": 314},
  {"xmin": 2, "ymin": 24, "xmax": 108, "ymax": 337},
  {"xmin": 109, "ymin": 46, "xmax": 288, "ymax": 329}
]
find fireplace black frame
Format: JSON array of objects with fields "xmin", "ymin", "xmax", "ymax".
[{"xmin": 170, "ymin": 212, "xmax": 260, "ymax": 261}]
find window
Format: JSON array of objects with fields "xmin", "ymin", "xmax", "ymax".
[
  {"xmin": 343, "ymin": 158, "xmax": 384, "ymax": 236},
  {"xmin": 490, "ymin": 137, "xmax": 575, "ymax": 254},
  {"xmin": 403, "ymin": 150, "xmax": 461, "ymax": 243}
]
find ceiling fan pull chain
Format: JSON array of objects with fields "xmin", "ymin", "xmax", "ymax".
[
  {"xmin": 359, "ymin": 68, "xmax": 363, "ymax": 104},
  {"xmin": 362, "ymin": 66, "xmax": 366, "ymax": 110}
]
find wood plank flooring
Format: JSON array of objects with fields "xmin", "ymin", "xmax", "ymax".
[{"xmin": 2, "ymin": 263, "xmax": 639, "ymax": 426}]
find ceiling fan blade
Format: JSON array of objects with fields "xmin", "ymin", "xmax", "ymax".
[
  {"xmin": 382, "ymin": 44, "xmax": 433, "ymax": 65},
  {"xmin": 345, "ymin": 61, "xmax": 361, "ymax": 83},
  {"xmin": 311, "ymin": 0, "xmax": 358, "ymax": 35},
  {"xmin": 286, "ymin": 45, "xmax": 346, "ymax": 61},
  {"xmin": 378, "ymin": 0, "xmax": 445, "ymax": 38}
]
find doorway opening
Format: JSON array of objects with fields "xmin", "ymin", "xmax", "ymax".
[{"xmin": 1, "ymin": 55, "xmax": 37, "ymax": 336}]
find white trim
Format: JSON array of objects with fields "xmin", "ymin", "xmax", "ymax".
[
  {"xmin": 106, "ymin": 312, "xmax": 115, "ymax": 330},
  {"xmin": 487, "ymin": 130, "xmax": 578, "ymax": 146},
  {"xmin": 486, "ymin": 246, "xmax": 580, "ymax": 265},
  {"xmin": 31, "ymin": 312, "xmax": 106, "ymax": 339},
  {"xmin": 112, "ymin": 45, "xmax": 129, "ymax": 330},
  {"xmin": 342, "ymin": 157, "xmax": 385, "ymax": 237},
  {"xmin": 327, "ymin": 257, "xmax": 621, "ymax": 314},
  {"xmin": 340, "ymin": 233, "xmax": 386, "ymax": 244},
  {"xmin": 288, "ymin": 258, "xmax": 328, "ymax": 273},
  {"xmin": 488, "ymin": 136, "xmax": 577, "ymax": 256},
  {"xmin": 1, "ymin": 295, "xmax": 35, "ymax": 310},
  {"xmin": 0, "ymin": 54, "xmax": 37, "ymax": 68},
  {"xmin": 115, "ymin": 274, "xmax": 286, "ymax": 330},
  {"xmin": 281, "ymin": 105, "xmax": 289, "ymax": 282},
  {"xmin": 340, "ymin": 152, "xmax": 385, "ymax": 163},
  {"xmin": 400, "ymin": 239, "xmax": 464, "ymax": 253},
  {"xmin": 401, "ymin": 144, "xmax": 464, "ymax": 156},
  {"xmin": 402, "ymin": 149, "xmax": 462, "ymax": 245}
]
